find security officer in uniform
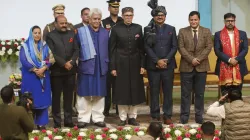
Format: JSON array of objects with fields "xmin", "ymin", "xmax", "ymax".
[
  {"xmin": 43, "ymin": 4, "xmax": 74, "ymax": 40},
  {"xmin": 102, "ymin": 0, "xmax": 124, "ymax": 116},
  {"xmin": 102, "ymin": 0, "xmax": 123, "ymax": 31}
]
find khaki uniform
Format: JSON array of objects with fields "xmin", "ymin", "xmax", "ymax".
[{"xmin": 43, "ymin": 21, "xmax": 75, "ymax": 40}]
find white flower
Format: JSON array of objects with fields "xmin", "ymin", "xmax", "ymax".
[
  {"xmin": 31, "ymin": 130, "xmax": 40, "ymax": 133},
  {"xmin": 174, "ymin": 129, "xmax": 182, "ymax": 136},
  {"xmin": 96, "ymin": 134, "xmax": 103, "ymax": 140},
  {"xmin": 166, "ymin": 138, "xmax": 172, "ymax": 140},
  {"xmin": 219, "ymin": 131, "xmax": 221, "ymax": 136},
  {"xmin": 156, "ymin": 138, "xmax": 160, "ymax": 140},
  {"xmin": 46, "ymin": 130, "xmax": 52, "ymax": 135},
  {"xmin": 137, "ymin": 131, "xmax": 145, "ymax": 136},
  {"xmin": 61, "ymin": 128, "xmax": 70, "ymax": 132},
  {"xmin": 0, "ymin": 51, "xmax": 5, "ymax": 56},
  {"xmin": 183, "ymin": 138, "xmax": 190, "ymax": 140},
  {"xmin": 7, "ymin": 49, "xmax": 12, "ymax": 55},
  {"xmin": 43, "ymin": 137, "xmax": 50, "ymax": 140},
  {"xmin": 1, "ymin": 41, "xmax": 5, "ymax": 45},
  {"xmin": 139, "ymin": 126, "xmax": 147, "ymax": 130},
  {"xmin": 17, "ymin": 45, "xmax": 21, "ymax": 50},
  {"xmin": 72, "ymin": 139, "xmax": 77, "ymax": 140},
  {"xmin": 109, "ymin": 128, "xmax": 117, "ymax": 133},
  {"xmin": 189, "ymin": 128, "xmax": 197, "ymax": 135},
  {"xmin": 164, "ymin": 127, "xmax": 171, "ymax": 133},
  {"xmin": 95, "ymin": 128, "xmax": 103, "ymax": 132},
  {"xmin": 15, "ymin": 51, "xmax": 20, "ymax": 56},
  {"xmin": 190, "ymin": 124, "xmax": 199, "ymax": 128},
  {"xmin": 14, "ymin": 42, "xmax": 18, "ymax": 45},
  {"xmin": 110, "ymin": 134, "xmax": 118, "ymax": 139},
  {"xmin": 54, "ymin": 136, "xmax": 63, "ymax": 139},
  {"xmin": 123, "ymin": 126, "xmax": 132, "ymax": 131},
  {"xmin": 80, "ymin": 128, "xmax": 88, "ymax": 132},
  {"xmin": 30, "ymin": 138, "xmax": 34, "ymax": 140},
  {"xmin": 7, "ymin": 42, "xmax": 11, "ymax": 45},
  {"xmin": 79, "ymin": 132, "xmax": 87, "ymax": 136},
  {"xmin": 2, "ymin": 47, "xmax": 6, "ymax": 51},
  {"xmin": 125, "ymin": 134, "xmax": 132, "ymax": 139}
]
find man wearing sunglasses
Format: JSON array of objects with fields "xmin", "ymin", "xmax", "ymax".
[
  {"xmin": 43, "ymin": 4, "xmax": 75, "ymax": 40},
  {"xmin": 102, "ymin": 0, "xmax": 124, "ymax": 117},
  {"xmin": 214, "ymin": 13, "xmax": 248, "ymax": 94}
]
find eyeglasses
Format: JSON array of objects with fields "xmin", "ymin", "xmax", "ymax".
[
  {"xmin": 156, "ymin": 14, "xmax": 165, "ymax": 17},
  {"xmin": 124, "ymin": 14, "xmax": 133, "ymax": 17},
  {"xmin": 225, "ymin": 20, "xmax": 235, "ymax": 23}
]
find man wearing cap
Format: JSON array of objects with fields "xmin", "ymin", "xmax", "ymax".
[
  {"xmin": 144, "ymin": 3, "xmax": 177, "ymax": 124},
  {"xmin": 43, "ymin": 4, "xmax": 74, "ymax": 40},
  {"xmin": 74, "ymin": 7, "xmax": 90, "ymax": 29},
  {"xmin": 110, "ymin": 7, "xmax": 145, "ymax": 126},
  {"xmin": 102, "ymin": 0, "xmax": 124, "ymax": 116}
]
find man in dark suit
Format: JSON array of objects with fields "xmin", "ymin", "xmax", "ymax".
[
  {"xmin": 214, "ymin": 13, "xmax": 248, "ymax": 93},
  {"xmin": 144, "ymin": 6, "xmax": 177, "ymax": 124},
  {"xmin": 74, "ymin": 7, "xmax": 90, "ymax": 29},
  {"xmin": 46, "ymin": 15, "xmax": 79, "ymax": 128},
  {"xmin": 0, "ymin": 86, "xmax": 34, "ymax": 140},
  {"xmin": 178, "ymin": 11, "xmax": 213, "ymax": 124}
]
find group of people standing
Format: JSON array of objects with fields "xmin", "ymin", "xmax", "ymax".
[{"xmin": 19, "ymin": 0, "xmax": 248, "ymax": 130}]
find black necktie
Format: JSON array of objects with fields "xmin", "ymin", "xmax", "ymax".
[{"xmin": 193, "ymin": 30, "xmax": 198, "ymax": 48}]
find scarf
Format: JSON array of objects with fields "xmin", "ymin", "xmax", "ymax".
[{"xmin": 219, "ymin": 26, "xmax": 242, "ymax": 85}]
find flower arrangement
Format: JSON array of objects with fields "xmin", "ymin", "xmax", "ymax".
[
  {"xmin": 0, "ymin": 38, "xmax": 25, "ymax": 63},
  {"xmin": 9, "ymin": 73, "xmax": 22, "ymax": 89},
  {"xmin": 28, "ymin": 124, "xmax": 221, "ymax": 140}
]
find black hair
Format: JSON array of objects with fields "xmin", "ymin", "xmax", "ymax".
[
  {"xmin": 0, "ymin": 85, "xmax": 14, "ymax": 104},
  {"xmin": 228, "ymin": 88, "xmax": 242, "ymax": 102},
  {"xmin": 32, "ymin": 25, "xmax": 41, "ymax": 32},
  {"xmin": 201, "ymin": 121, "xmax": 215, "ymax": 135},
  {"xmin": 224, "ymin": 13, "xmax": 236, "ymax": 20},
  {"xmin": 189, "ymin": 11, "xmax": 200, "ymax": 19},
  {"xmin": 147, "ymin": 122, "xmax": 163, "ymax": 139},
  {"xmin": 81, "ymin": 7, "xmax": 90, "ymax": 15}
]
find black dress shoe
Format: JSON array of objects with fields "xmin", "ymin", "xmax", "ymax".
[
  {"xmin": 77, "ymin": 122, "xmax": 87, "ymax": 128},
  {"xmin": 128, "ymin": 118, "xmax": 139, "ymax": 126},
  {"xmin": 64, "ymin": 123, "xmax": 75, "ymax": 128},
  {"xmin": 118, "ymin": 120, "xmax": 126, "ymax": 126},
  {"xmin": 103, "ymin": 111, "xmax": 110, "ymax": 116},
  {"xmin": 94, "ymin": 122, "xmax": 106, "ymax": 127}
]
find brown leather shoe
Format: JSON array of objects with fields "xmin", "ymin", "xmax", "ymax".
[{"xmin": 163, "ymin": 118, "xmax": 173, "ymax": 125}]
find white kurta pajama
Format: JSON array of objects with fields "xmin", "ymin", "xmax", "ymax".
[{"xmin": 76, "ymin": 96, "xmax": 105, "ymax": 123}]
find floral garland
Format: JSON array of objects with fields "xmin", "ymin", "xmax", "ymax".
[
  {"xmin": 0, "ymin": 38, "xmax": 25, "ymax": 63},
  {"xmin": 28, "ymin": 124, "xmax": 221, "ymax": 140}
]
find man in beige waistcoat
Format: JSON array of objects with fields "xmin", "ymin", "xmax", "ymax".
[{"xmin": 207, "ymin": 86, "xmax": 250, "ymax": 140}]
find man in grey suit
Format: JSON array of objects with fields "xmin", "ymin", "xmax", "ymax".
[{"xmin": 178, "ymin": 11, "xmax": 213, "ymax": 124}]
